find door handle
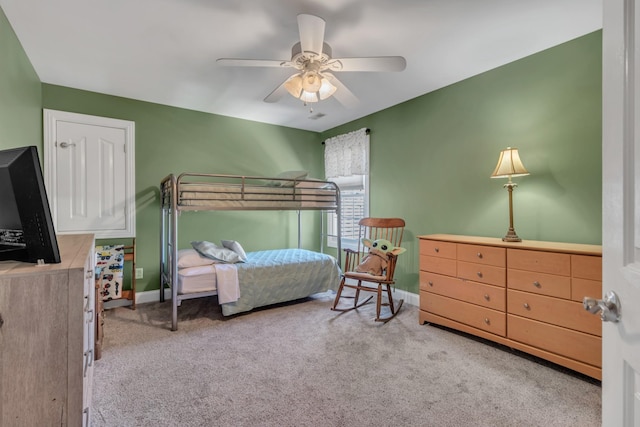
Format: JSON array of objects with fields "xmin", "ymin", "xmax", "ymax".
[
  {"xmin": 583, "ymin": 290, "xmax": 621, "ymax": 322},
  {"xmin": 58, "ymin": 141, "xmax": 76, "ymax": 148}
]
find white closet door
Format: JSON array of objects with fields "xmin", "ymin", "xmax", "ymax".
[
  {"xmin": 44, "ymin": 110, "xmax": 135, "ymax": 238},
  {"xmin": 56, "ymin": 122, "xmax": 126, "ymax": 233}
]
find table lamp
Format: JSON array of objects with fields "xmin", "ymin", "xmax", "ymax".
[{"xmin": 490, "ymin": 147, "xmax": 529, "ymax": 242}]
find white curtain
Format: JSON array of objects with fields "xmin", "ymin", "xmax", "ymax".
[{"xmin": 324, "ymin": 128, "xmax": 369, "ymax": 179}]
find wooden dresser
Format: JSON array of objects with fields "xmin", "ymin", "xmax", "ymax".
[
  {"xmin": 0, "ymin": 234, "xmax": 95, "ymax": 426},
  {"xmin": 419, "ymin": 234, "xmax": 602, "ymax": 379}
]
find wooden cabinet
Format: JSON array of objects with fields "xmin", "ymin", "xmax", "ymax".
[
  {"xmin": 419, "ymin": 234, "xmax": 602, "ymax": 380},
  {"xmin": 0, "ymin": 234, "xmax": 95, "ymax": 426}
]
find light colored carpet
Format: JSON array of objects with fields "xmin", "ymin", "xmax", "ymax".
[{"xmin": 91, "ymin": 293, "xmax": 601, "ymax": 427}]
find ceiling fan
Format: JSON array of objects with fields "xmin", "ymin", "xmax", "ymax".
[{"xmin": 216, "ymin": 14, "xmax": 406, "ymax": 107}]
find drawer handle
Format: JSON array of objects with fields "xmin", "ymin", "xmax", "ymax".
[
  {"xmin": 476, "ymin": 252, "xmax": 483, "ymax": 259},
  {"xmin": 484, "ymin": 318, "xmax": 491, "ymax": 325},
  {"xmin": 83, "ymin": 349, "xmax": 93, "ymax": 377},
  {"xmin": 476, "ymin": 271, "xmax": 483, "ymax": 278},
  {"xmin": 428, "ymin": 281, "xmax": 434, "ymax": 287},
  {"xmin": 533, "ymin": 281, "xmax": 541, "ymax": 288},
  {"xmin": 484, "ymin": 294, "xmax": 490, "ymax": 301},
  {"xmin": 434, "ymin": 247, "xmax": 440, "ymax": 253},
  {"xmin": 523, "ymin": 303, "xmax": 531, "ymax": 310}
]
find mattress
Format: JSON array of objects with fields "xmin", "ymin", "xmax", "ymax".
[
  {"xmin": 177, "ymin": 264, "xmax": 217, "ymax": 294},
  {"xmin": 177, "ymin": 182, "xmax": 338, "ymax": 210}
]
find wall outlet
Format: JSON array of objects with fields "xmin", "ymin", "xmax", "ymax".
[{"xmin": 135, "ymin": 268, "xmax": 144, "ymax": 279}]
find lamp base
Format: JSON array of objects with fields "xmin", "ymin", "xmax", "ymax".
[{"xmin": 502, "ymin": 229, "xmax": 522, "ymax": 242}]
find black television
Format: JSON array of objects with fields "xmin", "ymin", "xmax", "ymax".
[{"xmin": 0, "ymin": 146, "xmax": 60, "ymax": 264}]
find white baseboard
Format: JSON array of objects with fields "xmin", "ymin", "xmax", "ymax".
[
  {"xmin": 133, "ymin": 288, "xmax": 418, "ymax": 307},
  {"xmin": 391, "ymin": 288, "xmax": 419, "ymax": 307},
  {"xmin": 135, "ymin": 288, "xmax": 171, "ymax": 305}
]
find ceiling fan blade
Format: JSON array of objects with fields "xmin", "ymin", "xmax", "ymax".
[
  {"xmin": 264, "ymin": 79, "xmax": 290, "ymax": 103},
  {"xmin": 217, "ymin": 58, "xmax": 293, "ymax": 68},
  {"xmin": 324, "ymin": 73, "xmax": 359, "ymax": 108},
  {"xmin": 297, "ymin": 14, "xmax": 325, "ymax": 58},
  {"xmin": 326, "ymin": 56, "xmax": 407, "ymax": 72}
]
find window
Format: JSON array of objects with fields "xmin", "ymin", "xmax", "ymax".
[
  {"xmin": 327, "ymin": 174, "xmax": 369, "ymax": 249},
  {"xmin": 324, "ymin": 128, "xmax": 370, "ymax": 250}
]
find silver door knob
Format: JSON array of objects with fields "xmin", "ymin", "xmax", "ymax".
[
  {"xmin": 583, "ymin": 290, "xmax": 621, "ymax": 322},
  {"xmin": 58, "ymin": 141, "xmax": 76, "ymax": 148}
]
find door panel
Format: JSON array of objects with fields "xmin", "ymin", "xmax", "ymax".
[
  {"xmin": 602, "ymin": 0, "xmax": 640, "ymax": 425},
  {"xmin": 56, "ymin": 122, "xmax": 126, "ymax": 233}
]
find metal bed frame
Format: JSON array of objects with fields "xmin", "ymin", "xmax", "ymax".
[{"xmin": 160, "ymin": 172, "xmax": 341, "ymax": 330}]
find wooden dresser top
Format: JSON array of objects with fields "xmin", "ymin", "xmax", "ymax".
[
  {"xmin": 418, "ymin": 234, "xmax": 602, "ymax": 256},
  {"xmin": 0, "ymin": 234, "xmax": 94, "ymax": 277}
]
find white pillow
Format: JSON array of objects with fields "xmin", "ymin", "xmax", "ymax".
[
  {"xmin": 267, "ymin": 170, "xmax": 308, "ymax": 187},
  {"xmin": 191, "ymin": 241, "xmax": 243, "ymax": 263},
  {"xmin": 221, "ymin": 239, "xmax": 248, "ymax": 262},
  {"xmin": 177, "ymin": 249, "xmax": 216, "ymax": 268}
]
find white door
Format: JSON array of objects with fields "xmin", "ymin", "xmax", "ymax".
[
  {"xmin": 43, "ymin": 110, "xmax": 136, "ymax": 239},
  {"xmin": 602, "ymin": 0, "xmax": 640, "ymax": 425},
  {"xmin": 56, "ymin": 121, "xmax": 126, "ymax": 233}
]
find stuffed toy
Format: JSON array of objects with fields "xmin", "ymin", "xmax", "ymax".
[{"xmin": 354, "ymin": 238, "xmax": 406, "ymax": 276}]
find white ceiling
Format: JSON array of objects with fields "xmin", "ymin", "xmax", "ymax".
[{"xmin": 1, "ymin": 0, "xmax": 602, "ymax": 133}]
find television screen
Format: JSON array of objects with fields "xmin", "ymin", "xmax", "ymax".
[{"xmin": 0, "ymin": 146, "xmax": 60, "ymax": 264}]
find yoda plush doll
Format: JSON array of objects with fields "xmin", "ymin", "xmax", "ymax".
[{"xmin": 354, "ymin": 238, "xmax": 406, "ymax": 276}]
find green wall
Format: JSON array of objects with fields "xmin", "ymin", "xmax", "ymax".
[
  {"xmin": 41, "ymin": 86, "xmax": 324, "ymax": 292},
  {"xmin": 1, "ymin": 4, "xmax": 602, "ymax": 296},
  {"xmin": 322, "ymin": 31, "xmax": 602, "ymax": 293},
  {"xmin": 0, "ymin": 7, "xmax": 41, "ymax": 150}
]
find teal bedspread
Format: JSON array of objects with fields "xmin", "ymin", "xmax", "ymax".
[{"xmin": 221, "ymin": 249, "xmax": 341, "ymax": 316}]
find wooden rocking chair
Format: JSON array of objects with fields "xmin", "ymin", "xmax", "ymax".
[{"xmin": 331, "ymin": 217, "xmax": 405, "ymax": 322}]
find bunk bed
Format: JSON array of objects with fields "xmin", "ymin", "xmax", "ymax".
[{"xmin": 160, "ymin": 172, "xmax": 342, "ymax": 330}]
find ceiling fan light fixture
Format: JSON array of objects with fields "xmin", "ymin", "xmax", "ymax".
[
  {"xmin": 284, "ymin": 74, "xmax": 303, "ymax": 98},
  {"xmin": 284, "ymin": 71, "xmax": 335, "ymax": 103},
  {"xmin": 318, "ymin": 77, "xmax": 337, "ymax": 100}
]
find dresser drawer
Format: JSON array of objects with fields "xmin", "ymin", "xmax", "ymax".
[
  {"xmin": 571, "ymin": 255, "xmax": 602, "ymax": 281},
  {"xmin": 422, "ymin": 292, "xmax": 506, "ymax": 336},
  {"xmin": 457, "ymin": 244, "xmax": 505, "ymax": 267},
  {"xmin": 457, "ymin": 261, "xmax": 506, "ymax": 287},
  {"xmin": 507, "ymin": 269, "xmax": 571, "ymax": 299},
  {"xmin": 508, "ymin": 315, "xmax": 601, "ymax": 367},
  {"xmin": 508, "ymin": 249, "xmax": 570, "ymax": 276},
  {"xmin": 420, "ymin": 255, "xmax": 456, "ymax": 276},
  {"xmin": 572, "ymin": 278, "xmax": 602, "ymax": 302},
  {"xmin": 420, "ymin": 239, "xmax": 456, "ymax": 259},
  {"xmin": 420, "ymin": 271, "xmax": 505, "ymax": 311},
  {"xmin": 507, "ymin": 290, "xmax": 601, "ymax": 336}
]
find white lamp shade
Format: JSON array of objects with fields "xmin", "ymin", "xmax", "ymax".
[
  {"xmin": 299, "ymin": 91, "xmax": 319, "ymax": 103},
  {"xmin": 284, "ymin": 74, "xmax": 303, "ymax": 98},
  {"xmin": 318, "ymin": 77, "xmax": 337, "ymax": 100},
  {"xmin": 491, "ymin": 147, "xmax": 529, "ymax": 178}
]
